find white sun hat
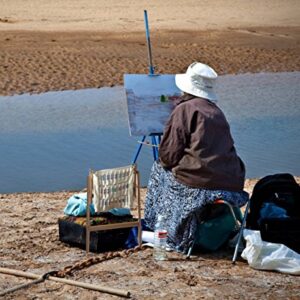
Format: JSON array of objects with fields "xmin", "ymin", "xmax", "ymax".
[{"xmin": 175, "ymin": 62, "xmax": 218, "ymax": 101}]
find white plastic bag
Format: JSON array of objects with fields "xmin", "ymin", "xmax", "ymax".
[
  {"xmin": 241, "ymin": 229, "xmax": 300, "ymax": 275},
  {"xmin": 142, "ymin": 231, "xmax": 154, "ymax": 244}
]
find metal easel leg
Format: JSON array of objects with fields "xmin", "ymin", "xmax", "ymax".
[
  {"xmin": 132, "ymin": 136, "xmax": 146, "ymax": 164},
  {"xmin": 232, "ymin": 199, "xmax": 251, "ymax": 264},
  {"xmin": 151, "ymin": 136, "xmax": 159, "ymax": 161}
]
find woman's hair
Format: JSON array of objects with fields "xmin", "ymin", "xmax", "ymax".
[{"xmin": 181, "ymin": 93, "xmax": 195, "ymax": 101}]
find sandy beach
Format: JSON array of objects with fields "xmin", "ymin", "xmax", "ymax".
[
  {"xmin": 1, "ymin": 0, "xmax": 300, "ymax": 95},
  {"xmin": 1, "ymin": 178, "xmax": 300, "ymax": 299},
  {"xmin": 1, "ymin": 1, "xmax": 300, "ymax": 299}
]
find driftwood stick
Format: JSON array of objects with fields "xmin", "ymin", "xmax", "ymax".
[
  {"xmin": 0, "ymin": 276, "xmax": 45, "ymax": 297},
  {"xmin": 0, "ymin": 267, "xmax": 131, "ymax": 298},
  {"xmin": 48, "ymin": 276, "xmax": 130, "ymax": 298}
]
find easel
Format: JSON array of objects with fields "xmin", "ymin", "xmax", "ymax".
[{"xmin": 132, "ymin": 10, "xmax": 162, "ymax": 164}]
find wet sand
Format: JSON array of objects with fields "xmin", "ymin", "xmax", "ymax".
[
  {"xmin": 1, "ymin": 0, "xmax": 300, "ymax": 95},
  {"xmin": 1, "ymin": 27, "xmax": 300, "ymax": 96}
]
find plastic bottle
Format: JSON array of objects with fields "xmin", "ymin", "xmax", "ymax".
[{"xmin": 153, "ymin": 215, "xmax": 168, "ymax": 261}]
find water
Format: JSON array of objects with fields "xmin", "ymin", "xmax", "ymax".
[
  {"xmin": 218, "ymin": 72, "xmax": 300, "ymax": 178},
  {"xmin": 0, "ymin": 87, "xmax": 154, "ymax": 193},
  {"xmin": 0, "ymin": 72, "xmax": 299, "ymax": 193}
]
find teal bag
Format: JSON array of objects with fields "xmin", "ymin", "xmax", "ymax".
[{"xmin": 194, "ymin": 204, "xmax": 242, "ymax": 252}]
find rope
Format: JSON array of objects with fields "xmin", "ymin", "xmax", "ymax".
[
  {"xmin": 0, "ymin": 246, "xmax": 147, "ymax": 296},
  {"xmin": 56, "ymin": 244, "xmax": 147, "ymax": 278}
]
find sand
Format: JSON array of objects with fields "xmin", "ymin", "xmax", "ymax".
[
  {"xmin": 1, "ymin": 0, "xmax": 300, "ymax": 95},
  {"xmin": 1, "ymin": 1, "xmax": 300, "ymax": 299},
  {"xmin": 1, "ymin": 0, "xmax": 299, "ymax": 32},
  {"xmin": 1, "ymin": 179, "xmax": 300, "ymax": 299}
]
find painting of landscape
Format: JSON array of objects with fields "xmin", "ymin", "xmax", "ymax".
[{"xmin": 124, "ymin": 74, "xmax": 181, "ymax": 136}]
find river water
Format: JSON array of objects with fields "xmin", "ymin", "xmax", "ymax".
[{"xmin": 0, "ymin": 72, "xmax": 299, "ymax": 193}]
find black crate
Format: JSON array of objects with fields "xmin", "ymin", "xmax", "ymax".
[{"xmin": 58, "ymin": 219, "xmax": 131, "ymax": 252}]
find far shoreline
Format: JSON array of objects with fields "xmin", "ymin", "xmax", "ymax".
[
  {"xmin": 1, "ymin": 177, "xmax": 300, "ymax": 197},
  {"xmin": 1, "ymin": 69, "xmax": 300, "ymax": 98},
  {"xmin": 1, "ymin": 27, "xmax": 299, "ymax": 96}
]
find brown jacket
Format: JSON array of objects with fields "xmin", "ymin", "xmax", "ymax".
[{"xmin": 159, "ymin": 96, "xmax": 245, "ymax": 191}]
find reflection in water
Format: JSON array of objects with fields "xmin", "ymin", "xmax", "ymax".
[{"xmin": 0, "ymin": 72, "xmax": 299, "ymax": 193}]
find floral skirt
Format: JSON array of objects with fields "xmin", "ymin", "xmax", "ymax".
[{"xmin": 144, "ymin": 161, "xmax": 249, "ymax": 253}]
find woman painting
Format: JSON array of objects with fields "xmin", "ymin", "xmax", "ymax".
[{"xmin": 144, "ymin": 62, "xmax": 248, "ymax": 253}]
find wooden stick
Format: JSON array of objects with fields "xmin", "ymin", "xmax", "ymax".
[
  {"xmin": 0, "ymin": 267, "xmax": 130, "ymax": 298},
  {"xmin": 0, "ymin": 276, "xmax": 45, "ymax": 297},
  {"xmin": 136, "ymin": 169, "xmax": 142, "ymax": 247},
  {"xmin": 86, "ymin": 172, "xmax": 93, "ymax": 255}
]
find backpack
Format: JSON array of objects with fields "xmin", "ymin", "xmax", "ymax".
[{"xmin": 246, "ymin": 173, "xmax": 300, "ymax": 253}]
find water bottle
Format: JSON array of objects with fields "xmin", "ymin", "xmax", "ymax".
[{"xmin": 153, "ymin": 215, "xmax": 168, "ymax": 261}]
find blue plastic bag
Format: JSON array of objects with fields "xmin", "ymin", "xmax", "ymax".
[{"xmin": 63, "ymin": 193, "xmax": 95, "ymax": 216}]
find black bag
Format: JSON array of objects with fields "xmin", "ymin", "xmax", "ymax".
[{"xmin": 246, "ymin": 173, "xmax": 300, "ymax": 253}]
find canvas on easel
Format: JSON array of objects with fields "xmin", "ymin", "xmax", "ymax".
[{"xmin": 124, "ymin": 74, "xmax": 181, "ymax": 136}]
